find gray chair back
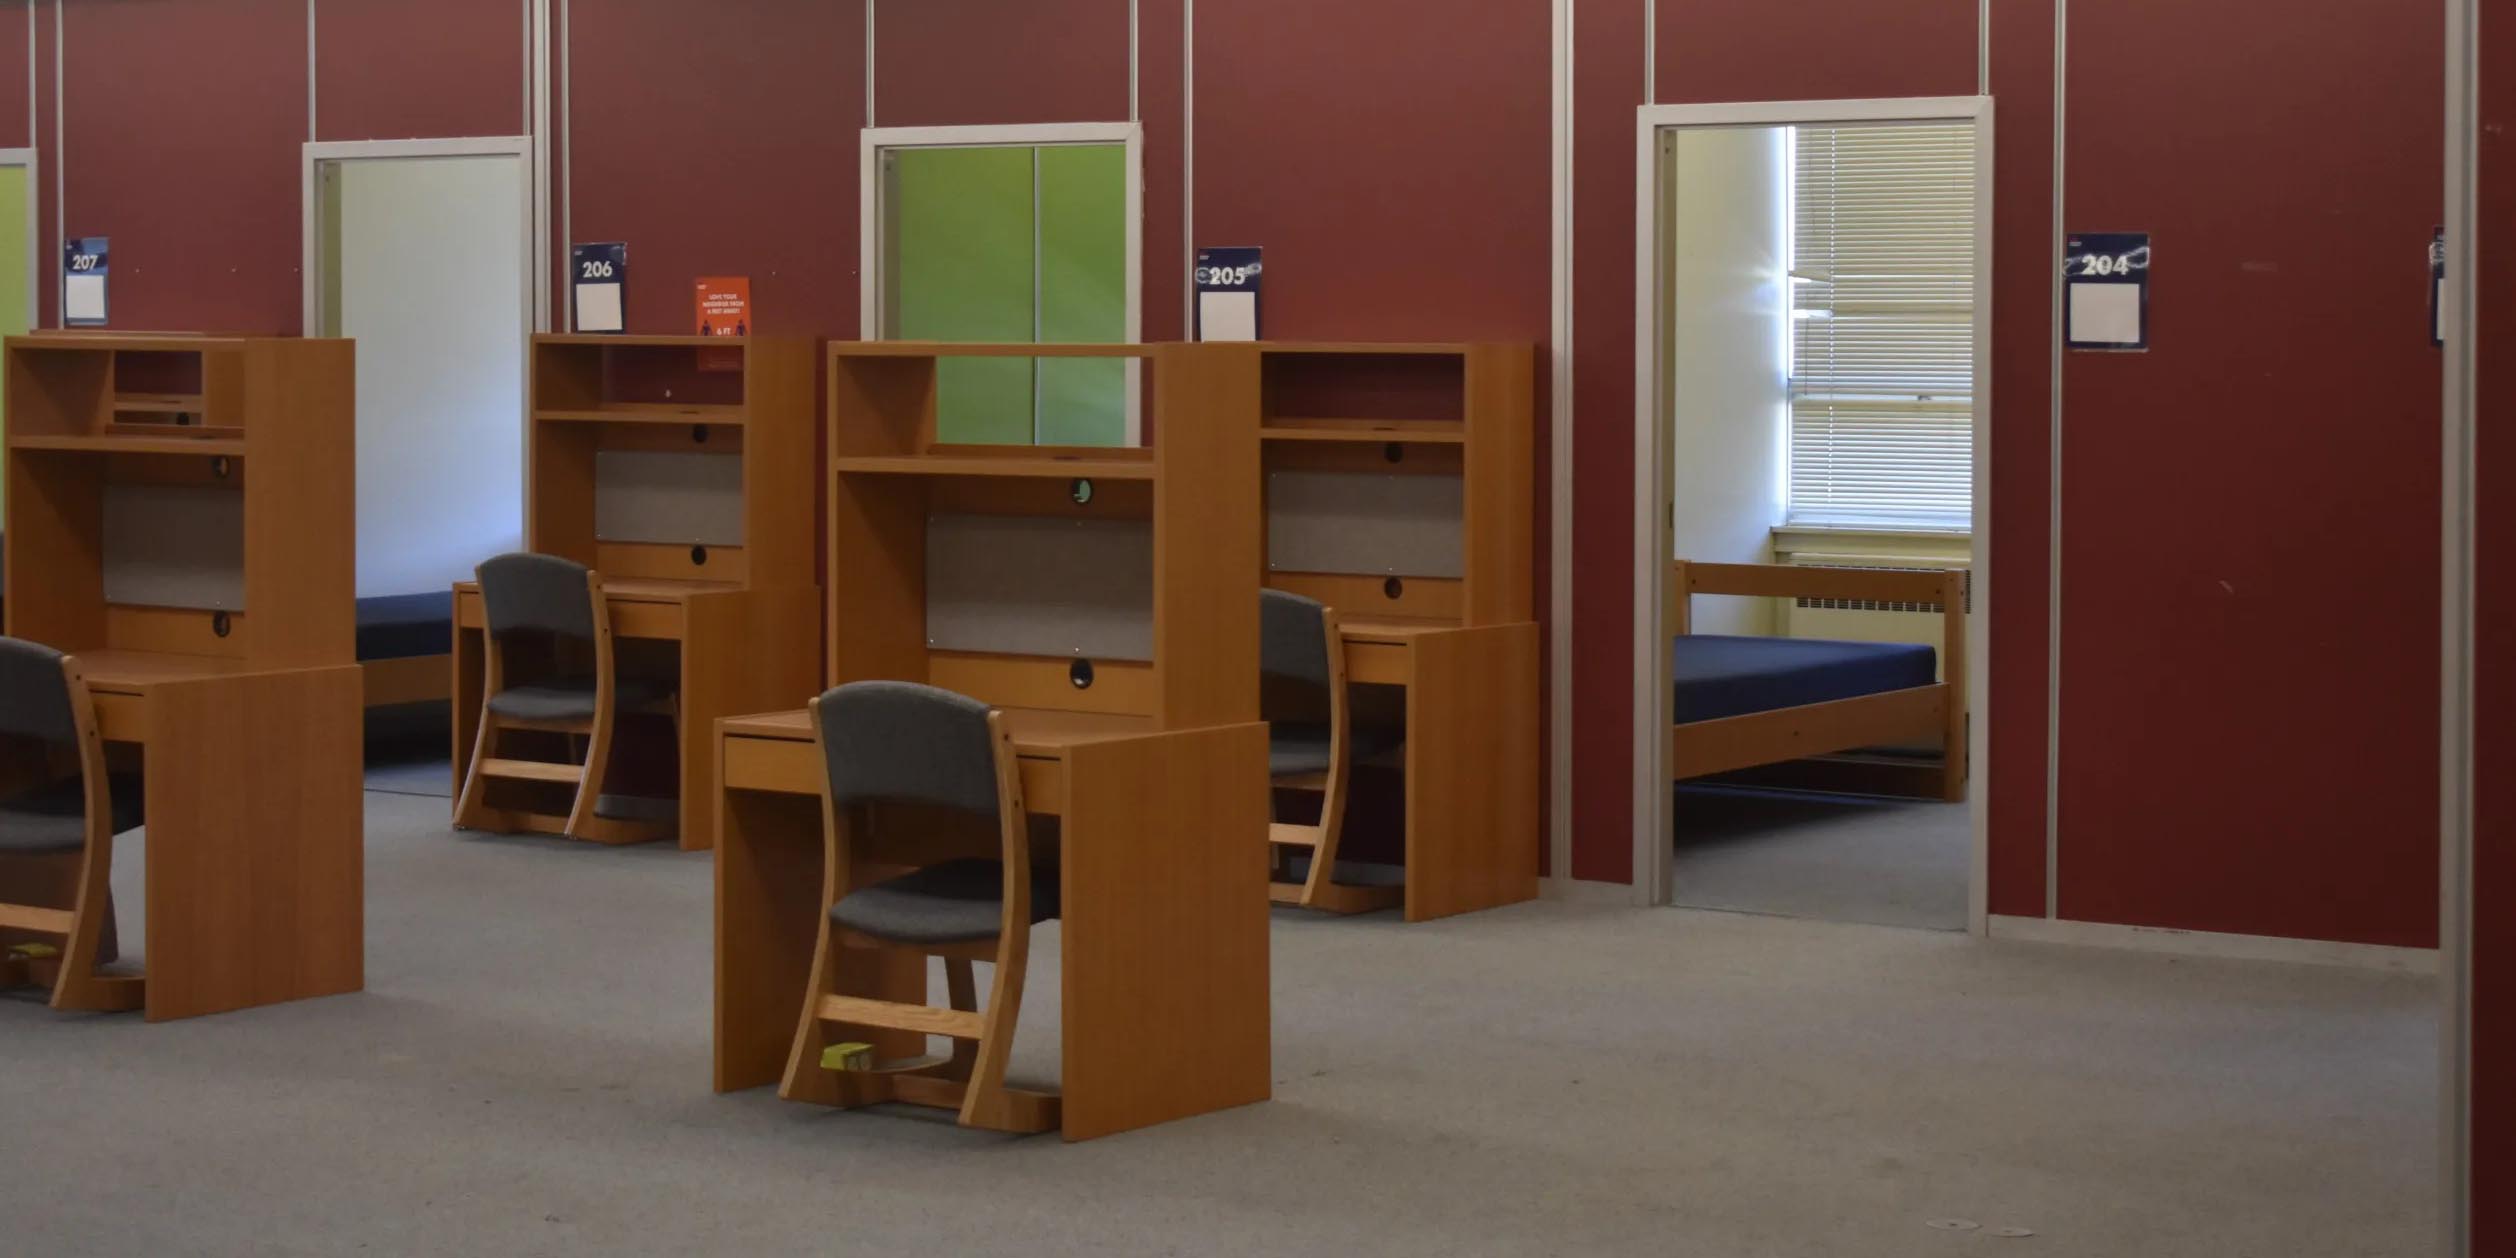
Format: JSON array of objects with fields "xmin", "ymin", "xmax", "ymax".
[
  {"xmin": 816, "ymin": 681, "xmax": 1000, "ymax": 817},
  {"xmin": 476, "ymin": 552, "xmax": 598, "ymax": 643},
  {"xmin": 1260, "ymin": 589, "xmax": 1333, "ymax": 691},
  {"xmin": 0, "ymin": 636, "xmax": 76, "ymax": 747}
]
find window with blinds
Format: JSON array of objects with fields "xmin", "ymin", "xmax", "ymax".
[{"xmin": 1787, "ymin": 123, "xmax": 1976, "ymax": 531}]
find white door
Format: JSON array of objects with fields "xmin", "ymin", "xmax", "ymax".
[{"xmin": 321, "ymin": 154, "xmax": 528, "ymax": 598}]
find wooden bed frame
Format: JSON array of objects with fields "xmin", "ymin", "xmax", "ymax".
[{"xmin": 1669, "ymin": 561, "xmax": 1966, "ymax": 801}]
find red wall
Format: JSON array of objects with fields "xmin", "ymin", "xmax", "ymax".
[
  {"xmin": 1194, "ymin": 0, "xmax": 1549, "ymax": 345},
  {"xmin": 1567, "ymin": 0, "xmax": 1642, "ymax": 882},
  {"xmin": 565, "ymin": 2, "xmax": 865, "ymax": 339},
  {"xmin": 0, "ymin": 1, "xmax": 29, "ymax": 152},
  {"xmin": 874, "ymin": 0, "xmax": 1129, "ymax": 128},
  {"xmin": 315, "ymin": 0, "xmax": 522, "ymax": 143},
  {"xmin": 59, "ymin": 0, "xmax": 304, "ymax": 334},
  {"xmin": 2056, "ymin": 0, "xmax": 2442, "ymax": 947},
  {"xmin": 1984, "ymin": 0, "xmax": 2057, "ymax": 918}
]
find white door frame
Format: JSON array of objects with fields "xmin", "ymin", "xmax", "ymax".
[
  {"xmin": 858, "ymin": 121, "xmax": 1145, "ymax": 444},
  {"xmin": 300, "ymin": 136, "xmax": 543, "ymax": 340},
  {"xmin": 0, "ymin": 148, "xmax": 40, "ymax": 331},
  {"xmin": 1631, "ymin": 96, "xmax": 1996, "ymax": 930}
]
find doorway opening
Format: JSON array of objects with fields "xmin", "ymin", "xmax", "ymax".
[
  {"xmin": 303, "ymin": 138, "xmax": 536, "ymax": 602},
  {"xmin": 303, "ymin": 137, "xmax": 537, "ymax": 785},
  {"xmin": 1633, "ymin": 98, "xmax": 1992, "ymax": 932}
]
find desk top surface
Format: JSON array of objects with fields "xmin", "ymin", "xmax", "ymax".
[
  {"xmin": 723, "ymin": 705, "xmax": 1154, "ymax": 755},
  {"xmin": 1337, "ymin": 617, "xmax": 1458, "ymax": 644},
  {"xmin": 455, "ymin": 577, "xmax": 742, "ymax": 603}
]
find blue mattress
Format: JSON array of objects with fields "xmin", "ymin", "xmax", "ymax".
[
  {"xmin": 1673, "ymin": 635, "xmax": 1937, "ymax": 724},
  {"xmin": 356, "ymin": 592, "xmax": 455, "ymax": 662}
]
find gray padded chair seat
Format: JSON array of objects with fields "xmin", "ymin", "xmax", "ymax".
[
  {"xmin": 485, "ymin": 675, "xmax": 672, "ymax": 722},
  {"xmin": 831, "ymin": 858, "xmax": 1061, "ymax": 945},
  {"xmin": 0, "ymin": 777, "xmax": 144, "ymax": 855},
  {"xmin": 1269, "ymin": 723, "xmax": 1403, "ymax": 778}
]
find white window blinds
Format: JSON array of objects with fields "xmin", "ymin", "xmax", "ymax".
[{"xmin": 1788, "ymin": 123, "xmax": 1977, "ymax": 531}]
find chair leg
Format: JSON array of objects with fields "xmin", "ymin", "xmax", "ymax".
[
  {"xmin": 942, "ymin": 958, "xmax": 979, "ymax": 1081},
  {"xmin": 777, "ymin": 914, "xmax": 844, "ymax": 1103},
  {"xmin": 959, "ymin": 931, "xmax": 1043, "ymax": 1132},
  {"xmin": 48, "ymin": 837, "xmax": 139, "ymax": 1014},
  {"xmin": 564, "ymin": 711, "xmax": 616, "ymax": 840},
  {"xmin": 1298, "ymin": 790, "xmax": 1347, "ymax": 910},
  {"xmin": 452, "ymin": 714, "xmax": 500, "ymax": 830}
]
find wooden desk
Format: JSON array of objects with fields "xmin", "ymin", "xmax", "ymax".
[
  {"xmin": 713, "ymin": 708, "xmax": 1273, "ymax": 1141},
  {"xmin": 78, "ymin": 650, "xmax": 365, "ymax": 1021},
  {"xmin": 1327, "ymin": 618, "xmax": 1541, "ymax": 922},
  {"xmin": 452, "ymin": 578, "xmax": 819, "ymax": 850}
]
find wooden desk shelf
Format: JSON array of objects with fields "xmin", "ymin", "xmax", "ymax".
[
  {"xmin": 450, "ymin": 334, "xmax": 825, "ymax": 851},
  {"xmin": 5, "ymin": 333, "xmax": 354, "ymax": 668},
  {"xmin": 9, "ymin": 433, "xmax": 249, "ymax": 457},
  {"xmin": 830, "ymin": 452, "xmax": 1157, "ymax": 481},
  {"xmin": 2, "ymin": 332, "xmax": 365, "ymax": 1021},
  {"xmin": 525, "ymin": 334, "xmax": 819, "ymax": 588},
  {"xmin": 707, "ymin": 340, "xmax": 1272, "ymax": 1139},
  {"xmin": 825, "ymin": 341, "xmax": 1259, "ymax": 728},
  {"xmin": 1257, "ymin": 341, "xmax": 1540, "ymax": 922}
]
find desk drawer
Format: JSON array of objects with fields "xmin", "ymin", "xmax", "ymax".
[
  {"xmin": 1343, "ymin": 640, "xmax": 1412, "ymax": 686},
  {"xmin": 91, "ymin": 691, "xmax": 148, "ymax": 743},
  {"xmin": 723, "ymin": 736, "xmax": 819, "ymax": 795},
  {"xmin": 610, "ymin": 600, "xmax": 685, "ymax": 641},
  {"xmin": 1017, "ymin": 755, "xmax": 1065, "ymax": 815}
]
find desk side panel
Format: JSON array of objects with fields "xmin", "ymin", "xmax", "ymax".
[
  {"xmin": 142, "ymin": 665, "xmax": 365, "ymax": 1020},
  {"xmin": 714, "ymin": 733, "xmax": 837, "ymax": 1093},
  {"xmin": 1405, "ymin": 622, "xmax": 1540, "ymax": 921},
  {"xmin": 681, "ymin": 587, "xmax": 824, "ymax": 850},
  {"xmin": 1151, "ymin": 344, "xmax": 1261, "ymax": 729},
  {"xmin": 1059, "ymin": 721, "xmax": 1271, "ymax": 1140},
  {"xmin": 244, "ymin": 339, "xmax": 357, "ymax": 667}
]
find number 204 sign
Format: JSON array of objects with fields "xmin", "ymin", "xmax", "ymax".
[{"xmin": 2063, "ymin": 231, "xmax": 2150, "ymax": 351}]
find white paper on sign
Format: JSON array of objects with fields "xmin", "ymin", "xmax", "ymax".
[
  {"xmin": 575, "ymin": 282, "xmax": 624, "ymax": 334},
  {"xmin": 2068, "ymin": 282, "xmax": 2141, "ymax": 346},
  {"xmin": 1198, "ymin": 291, "xmax": 1257, "ymax": 342},
  {"xmin": 64, "ymin": 273, "xmax": 106, "ymax": 323}
]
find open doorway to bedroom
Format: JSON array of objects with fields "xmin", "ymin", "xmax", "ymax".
[{"xmin": 1635, "ymin": 99, "xmax": 1990, "ymax": 932}]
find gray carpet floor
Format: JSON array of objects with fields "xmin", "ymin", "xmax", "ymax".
[
  {"xmin": 0, "ymin": 789, "xmax": 2438, "ymax": 1257},
  {"xmin": 1674, "ymin": 784, "xmax": 1972, "ymax": 931}
]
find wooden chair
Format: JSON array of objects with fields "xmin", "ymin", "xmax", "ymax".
[
  {"xmin": 778, "ymin": 681, "xmax": 1061, "ymax": 1134},
  {"xmin": 453, "ymin": 552, "xmax": 676, "ymax": 843},
  {"xmin": 1262, "ymin": 590, "xmax": 1403, "ymax": 914},
  {"xmin": 0, "ymin": 637, "xmax": 143, "ymax": 1012}
]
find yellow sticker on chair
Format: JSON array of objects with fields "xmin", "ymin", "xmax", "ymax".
[
  {"xmin": 820, "ymin": 1042, "xmax": 875, "ymax": 1072},
  {"xmin": 8, "ymin": 943, "xmax": 60, "ymax": 960}
]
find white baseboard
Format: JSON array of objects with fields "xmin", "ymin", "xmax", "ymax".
[
  {"xmin": 1540, "ymin": 876, "xmax": 1643, "ymax": 906},
  {"xmin": 1986, "ymin": 914, "xmax": 2439, "ymax": 974}
]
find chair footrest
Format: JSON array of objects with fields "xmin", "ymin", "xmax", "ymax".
[
  {"xmin": 0, "ymin": 904, "xmax": 75, "ymax": 934},
  {"xmin": 815, "ymin": 993, "xmax": 986, "ymax": 1040},
  {"xmin": 1268, "ymin": 822, "xmax": 1324, "ymax": 849},
  {"xmin": 477, "ymin": 757, "xmax": 586, "ymax": 784}
]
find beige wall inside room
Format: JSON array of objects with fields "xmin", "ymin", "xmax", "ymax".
[{"xmin": 1666, "ymin": 125, "xmax": 1788, "ymax": 636}]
